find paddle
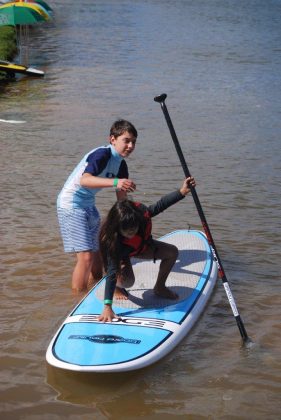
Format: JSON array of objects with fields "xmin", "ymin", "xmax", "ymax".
[{"xmin": 154, "ymin": 93, "xmax": 251, "ymax": 345}]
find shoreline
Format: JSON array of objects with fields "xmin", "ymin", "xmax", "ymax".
[{"xmin": 0, "ymin": 26, "xmax": 18, "ymax": 81}]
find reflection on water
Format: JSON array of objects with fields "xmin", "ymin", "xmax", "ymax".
[{"xmin": 1, "ymin": 0, "xmax": 281, "ymax": 418}]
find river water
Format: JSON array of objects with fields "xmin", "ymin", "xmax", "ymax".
[{"xmin": 1, "ymin": 0, "xmax": 281, "ymax": 418}]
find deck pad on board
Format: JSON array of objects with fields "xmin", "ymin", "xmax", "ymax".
[
  {"xmin": 46, "ymin": 230, "xmax": 217, "ymax": 372},
  {"xmin": 95, "ymin": 230, "xmax": 207, "ymax": 309}
]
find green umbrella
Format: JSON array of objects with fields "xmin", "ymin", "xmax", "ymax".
[
  {"xmin": 30, "ymin": 1, "xmax": 53, "ymax": 13},
  {"xmin": 2, "ymin": 2, "xmax": 51, "ymax": 21},
  {"xmin": 0, "ymin": 4, "xmax": 46, "ymax": 26}
]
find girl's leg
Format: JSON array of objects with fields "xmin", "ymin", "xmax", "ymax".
[
  {"xmin": 140, "ymin": 240, "xmax": 179, "ymax": 299},
  {"xmin": 72, "ymin": 251, "xmax": 94, "ymax": 292},
  {"xmin": 115, "ymin": 257, "xmax": 135, "ymax": 299}
]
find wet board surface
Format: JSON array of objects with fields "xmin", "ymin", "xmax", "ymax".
[{"xmin": 46, "ymin": 230, "xmax": 217, "ymax": 372}]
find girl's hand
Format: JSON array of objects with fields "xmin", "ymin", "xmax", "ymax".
[
  {"xmin": 98, "ymin": 305, "xmax": 117, "ymax": 323},
  {"xmin": 117, "ymin": 178, "xmax": 136, "ymax": 192},
  {"xmin": 180, "ymin": 177, "xmax": 196, "ymax": 196}
]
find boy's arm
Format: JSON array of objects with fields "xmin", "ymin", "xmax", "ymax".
[
  {"xmin": 81, "ymin": 173, "xmax": 116, "ymax": 188},
  {"xmin": 115, "ymin": 159, "xmax": 136, "ymax": 197},
  {"xmin": 81, "ymin": 173, "xmax": 136, "ymax": 192},
  {"xmin": 80, "ymin": 149, "xmax": 136, "ymax": 192}
]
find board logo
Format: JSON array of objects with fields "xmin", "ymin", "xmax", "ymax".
[
  {"xmin": 68, "ymin": 334, "xmax": 141, "ymax": 344},
  {"xmin": 79, "ymin": 314, "xmax": 166, "ymax": 328}
]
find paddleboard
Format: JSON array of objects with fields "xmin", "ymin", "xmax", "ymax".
[
  {"xmin": 0, "ymin": 60, "xmax": 44, "ymax": 77},
  {"xmin": 46, "ymin": 230, "xmax": 217, "ymax": 372}
]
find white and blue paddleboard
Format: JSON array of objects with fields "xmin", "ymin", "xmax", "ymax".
[{"xmin": 46, "ymin": 230, "xmax": 217, "ymax": 372}]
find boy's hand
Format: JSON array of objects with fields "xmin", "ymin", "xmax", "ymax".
[
  {"xmin": 118, "ymin": 178, "xmax": 136, "ymax": 192},
  {"xmin": 98, "ymin": 305, "xmax": 117, "ymax": 323},
  {"xmin": 180, "ymin": 177, "xmax": 196, "ymax": 196}
]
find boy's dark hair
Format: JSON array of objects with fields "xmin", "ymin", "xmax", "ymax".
[{"xmin": 110, "ymin": 120, "xmax": 138, "ymax": 139}]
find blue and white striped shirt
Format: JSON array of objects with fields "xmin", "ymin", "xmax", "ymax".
[{"xmin": 57, "ymin": 144, "xmax": 128, "ymax": 209}]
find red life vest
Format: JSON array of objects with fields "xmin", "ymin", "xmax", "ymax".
[{"xmin": 122, "ymin": 202, "xmax": 152, "ymax": 256}]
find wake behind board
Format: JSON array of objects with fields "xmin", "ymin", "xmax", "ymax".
[{"xmin": 46, "ymin": 230, "xmax": 217, "ymax": 372}]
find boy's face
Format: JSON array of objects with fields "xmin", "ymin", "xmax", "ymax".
[{"xmin": 110, "ymin": 131, "xmax": 136, "ymax": 158}]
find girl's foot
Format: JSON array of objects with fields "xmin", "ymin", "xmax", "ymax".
[
  {"xmin": 114, "ymin": 286, "xmax": 129, "ymax": 300},
  {"xmin": 154, "ymin": 286, "xmax": 178, "ymax": 300}
]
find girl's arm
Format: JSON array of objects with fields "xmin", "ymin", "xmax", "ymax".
[
  {"xmin": 116, "ymin": 189, "xmax": 127, "ymax": 200},
  {"xmin": 148, "ymin": 177, "xmax": 195, "ymax": 217},
  {"xmin": 98, "ymin": 304, "xmax": 117, "ymax": 323},
  {"xmin": 98, "ymin": 247, "xmax": 131, "ymax": 322},
  {"xmin": 179, "ymin": 177, "xmax": 196, "ymax": 196},
  {"xmin": 98, "ymin": 258, "xmax": 117, "ymax": 322}
]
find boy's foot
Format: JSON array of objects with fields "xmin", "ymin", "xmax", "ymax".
[
  {"xmin": 71, "ymin": 287, "xmax": 87, "ymax": 300},
  {"xmin": 114, "ymin": 286, "xmax": 129, "ymax": 300},
  {"xmin": 87, "ymin": 278, "xmax": 100, "ymax": 290},
  {"xmin": 154, "ymin": 286, "xmax": 178, "ymax": 300}
]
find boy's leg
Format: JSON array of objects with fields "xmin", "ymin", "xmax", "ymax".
[
  {"xmin": 84, "ymin": 206, "xmax": 102, "ymax": 289},
  {"xmin": 87, "ymin": 250, "xmax": 103, "ymax": 289},
  {"xmin": 57, "ymin": 206, "xmax": 101, "ymax": 292},
  {"xmin": 72, "ymin": 251, "xmax": 94, "ymax": 292},
  {"xmin": 139, "ymin": 240, "xmax": 178, "ymax": 299}
]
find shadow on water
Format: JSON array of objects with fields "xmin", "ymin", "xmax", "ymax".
[
  {"xmin": 46, "ymin": 361, "xmax": 163, "ymax": 405},
  {"xmin": 45, "ymin": 329, "xmax": 274, "ymax": 409}
]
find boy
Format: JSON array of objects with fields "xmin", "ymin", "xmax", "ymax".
[{"xmin": 57, "ymin": 120, "xmax": 137, "ymax": 292}]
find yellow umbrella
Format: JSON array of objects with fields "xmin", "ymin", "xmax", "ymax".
[
  {"xmin": 0, "ymin": 2, "xmax": 50, "ymax": 66},
  {"xmin": 14, "ymin": 0, "xmax": 53, "ymax": 13},
  {"xmin": 0, "ymin": 2, "xmax": 50, "ymax": 21}
]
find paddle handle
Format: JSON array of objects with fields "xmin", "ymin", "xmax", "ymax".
[{"xmin": 154, "ymin": 94, "xmax": 250, "ymax": 343}]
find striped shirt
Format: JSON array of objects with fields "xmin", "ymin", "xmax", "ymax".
[{"xmin": 57, "ymin": 144, "xmax": 128, "ymax": 209}]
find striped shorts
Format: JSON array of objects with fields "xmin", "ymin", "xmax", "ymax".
[{"xmin": 57, "ymin": 207, "xmax": 101, "ymax": 253}]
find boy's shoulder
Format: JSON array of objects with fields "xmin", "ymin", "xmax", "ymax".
[{"xmin": 86, "ymin": 145, "xmax": 112, "ymax": 161}]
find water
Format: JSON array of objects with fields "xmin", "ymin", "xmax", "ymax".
[{"xmin": 1, "ymin": 0, "xmax": 281, "ymax": 418}]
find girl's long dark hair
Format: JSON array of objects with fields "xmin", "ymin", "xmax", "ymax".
[{"xmin": 99, "ymin": 199, "xmax": 145, "ymax": 271}]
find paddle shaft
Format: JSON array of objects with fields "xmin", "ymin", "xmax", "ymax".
[{"xmin": 154, "ymin": 93, "xmax": 249, "ymax": 343}]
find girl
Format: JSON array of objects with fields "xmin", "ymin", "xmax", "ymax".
[{"xmin": 98, "ymin": 177, "xmax": 196, "ymax": 322}]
